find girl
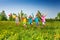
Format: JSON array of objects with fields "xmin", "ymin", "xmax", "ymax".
[
  {"xmin": 41, "ymin": 14, "xmax": 46, "ymax": 27},
  {"xmin": 22, "ymin": 16, "xmax": 27, "ymax": 28},
  {"xmin": 15, "ymin": 16, "xmax": 19, "ymax": 26}
]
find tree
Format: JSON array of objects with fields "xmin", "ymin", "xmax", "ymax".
[
  {"xmin": 57, "ymin": 12, "xmax": 60, "ymax": 19},
  {"xmin": 24, "ymin": 14, "xmax": 27, "ymax": 20},
  {"xmin": 0, "ymin": 12, "xmax": 1, "ymax": 21},
  {"xmin": 55, "ymin": 17, "xmax": 57, "ymax": 19},
  {"xmin": 24, "ymin": 14, "xmax": 27, "ymax": 17},
  {"xmin": 21, "ymin": 10, "xmax": 24, "ymax": 17},
  {"xmin": 0, "ymin": 10, "xmax": 7, "ymax": 21}
]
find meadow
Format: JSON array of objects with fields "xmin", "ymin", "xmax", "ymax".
[{"xmin": 0, "ymin": 21, "xmax": 60, "ymax": 40}]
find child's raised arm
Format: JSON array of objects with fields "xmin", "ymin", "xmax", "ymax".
[{"xmin": 44, "ymin": 13, "xmax": 47, "ymax": 17}]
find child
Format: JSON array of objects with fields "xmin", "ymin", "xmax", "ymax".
[
  {"xmin": 22, "ymin": 16, "xmax": 27, "ymax": 28},
  {"xmin": 28, "ymin": 15, "xmax": 33, "ymax": 26},
  {"xmin": 15, "ymin": 16, "xmax": 19, "ymax": 26},
  {"xmin": 34, "ymin": 15, "xmax": 39, "ymax": 26},
  {"xmin": 41, "ymin": 14, "xmax": 46, "ymax": 27}
]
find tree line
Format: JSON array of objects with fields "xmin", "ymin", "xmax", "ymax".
[{"xmin": 0, "ymin": 10, "xmax": 60, "ymax": 21}]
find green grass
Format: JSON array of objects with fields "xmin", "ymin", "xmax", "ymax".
[{"xmin": 0, "ymin": 21, "xmax": 60, "ymax": 40}]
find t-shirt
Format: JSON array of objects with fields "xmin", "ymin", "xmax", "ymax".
[
  {"xmin": 15, "ymin": 17, "xmax": 19, "ymax": 23},
  {"xmin": 23, "ymin": 18, "xmax": 26, "ymax": 24},
  {"xmin": 41, "ymin": 16, "xmax": 45, "ymax": 22},
  {"xmin": 35, "ymin": 17, "xmax": 39, "ymax": 23},
  {"xmin": 29, "ymin": 18, "xmax": 32, "ymax": 23}
]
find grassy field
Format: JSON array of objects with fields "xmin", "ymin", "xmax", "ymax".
[{"xmin": 0, "ymin": 21, "xmax": 60, "ymax": 40}]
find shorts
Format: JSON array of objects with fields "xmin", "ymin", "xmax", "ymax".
[
  {"xmin": 36, "ymin": 22, "xmax": 39, "ymax": 26},
  {"xmin": 30, "ymin": 22, "xmax": 32, "ymax": 25}
]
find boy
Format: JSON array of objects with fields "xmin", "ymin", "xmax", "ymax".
[
  {"xmin": 28, "ymin": 15, "xmax": 33, "ymax": 26},
  {"xmin": 34, "ymin": 15, "xmax": 39, "ymax": 26}
]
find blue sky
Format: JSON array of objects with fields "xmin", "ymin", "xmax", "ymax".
[{"xmin": 0, "ymin": 0, "xmax": 60, "ymax": 18}]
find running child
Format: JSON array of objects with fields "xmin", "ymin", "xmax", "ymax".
[
  {"xmin": 15, "ymin": 16, "xmax": 19, "ymax": 26},
  {"xmin": 34, "ymin": 15, "xmax": 39, "ymax": 26},
  {"xmin": 22, "ymin": 16, "xmax": 27, "ymax": 28},
  {"xmin": 41, "ymin": 14, "xmax": 46, "ymax": 27},
  {"xmin": 28, "ymin": 15, "xmax": 33, "ymax": 26}
]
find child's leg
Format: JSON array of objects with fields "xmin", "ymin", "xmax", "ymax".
[
  {"xmin": 42, "ymin": 22, "xmax": 45, "ymax": 27},
  {"xmin": 30, "ymin": 22, "xmax": 33, "ymax": 27},
  {"xmin": 36, "ymin": 22, "xmax": 39, "ymax": 26},
  {"xmin": 24, "ymin": 23, "xmax": 27, "ymax": 28},
  {"xmin": 16, "ymin": 22, "xmax": 19, "ymax": 26}
]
